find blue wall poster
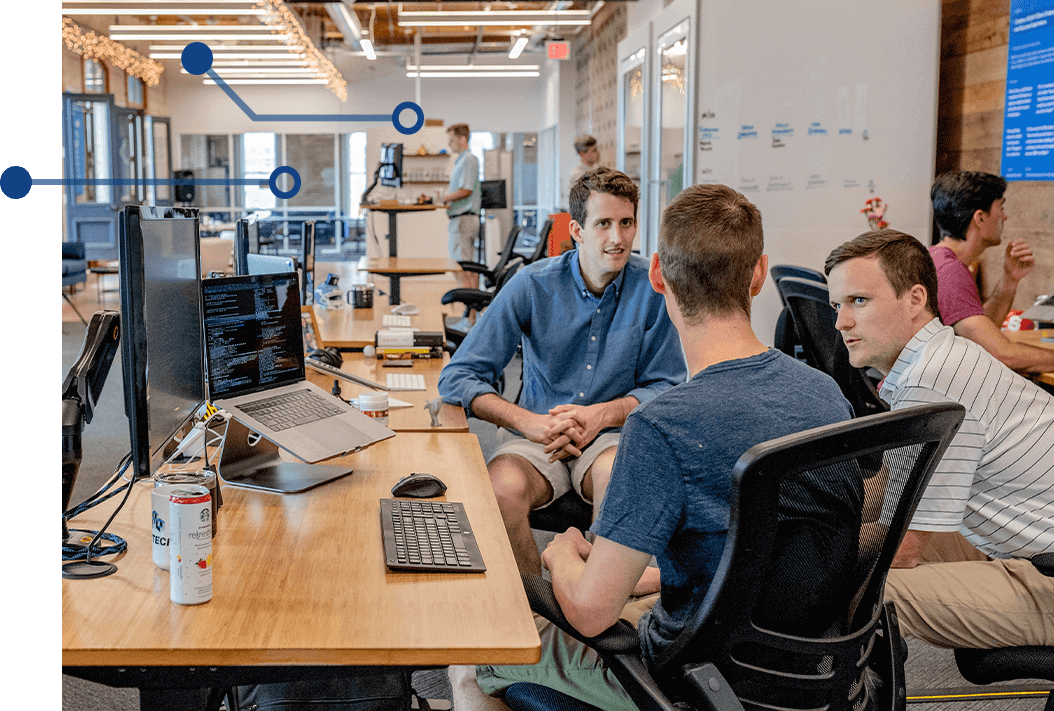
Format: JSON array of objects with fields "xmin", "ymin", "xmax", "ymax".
[{"xmin": 1003, "ymin": 0, "xmax": 1054, "ymax": 180}]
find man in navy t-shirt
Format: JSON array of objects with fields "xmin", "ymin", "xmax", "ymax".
[{"xmin": 449, "ymin": 184, "xmax": 854, "ymax": 711}]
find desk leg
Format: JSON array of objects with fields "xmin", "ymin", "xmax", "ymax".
[
  {"xmin": 388, "ymin": 212, "xmax": 399, "ymax": 257},
  {"xmin": 388, "ymin": 275, "xmax": 401, "ymax": 305}
]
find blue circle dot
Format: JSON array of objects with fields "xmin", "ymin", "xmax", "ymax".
[
  {"xmin": 181, "ymin": 42, "xmax": 213, "ymax": 75},
  {"xmin": 1, "ymin": 166, "xmax": 31, "ymax": 200},
  {"xmin": 269, "ymin": 167, "xmax": 301, "ymax": 200},
  {"xmin": 392, "ymin": 102, "xmax": 424, "ymax": 135}
]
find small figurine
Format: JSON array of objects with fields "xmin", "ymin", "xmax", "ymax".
[{"xmin": 424, "ymin": 397, "xmax": 443, "ymax": 427}]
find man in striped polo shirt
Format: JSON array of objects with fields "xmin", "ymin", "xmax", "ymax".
[{"xmin": 825, "ymin": 230, "xmax": 1053, "ymax": 649}]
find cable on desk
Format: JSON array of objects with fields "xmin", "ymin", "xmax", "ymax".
[{"xmin": 62, "ymin": 454, "xmax": 135, "ymax": 561}]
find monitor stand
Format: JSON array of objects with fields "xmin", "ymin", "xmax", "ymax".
[{"xmin": 217, "ymin": 418, "xmax": 353, "ymax": 494}]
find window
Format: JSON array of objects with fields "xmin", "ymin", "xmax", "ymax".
[
  {"xmin": 345, "ymin": 132, "xmax": 367, "ymax": 213},
  {"xmin": 127, "ymin": 74, "xmax": 144, "ymax": 108},
  {"xmin": 240, "ymin": 132, "xmax": 277, "ymax": 210},
  {"xmin": 83, "ymin": 58, "xmax": 106, "ymax": 93}
]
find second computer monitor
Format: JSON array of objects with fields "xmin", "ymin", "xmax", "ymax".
[
  {"xmin": 379, "ymin": 143, "xmax": 403, "ymax": 188},
  {"xmin": 234, "ymin": 217, "xmax": 260, "ymax": 276}
]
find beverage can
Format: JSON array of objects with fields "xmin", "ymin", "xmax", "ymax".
[
  {"xmin": 150, "ymin": 483, "xmax": 181, "ymax": 569},
  {"xmin": 156, "ymin": 470, "xmax": 220, "ymax": 537},
  {"xmin": 169, "ymin": 485, "xmax": 213, "ymax": 605}
]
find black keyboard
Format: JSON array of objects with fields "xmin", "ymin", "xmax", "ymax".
[
  {"xmin": 380, "ymin": 499, "xmax": 486, "ymax": 573},
  {"xmin": 238, "ymin": 388, "xmax": 345, "ymax": 432}
]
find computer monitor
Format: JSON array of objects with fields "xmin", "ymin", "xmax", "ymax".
[
  {"xmin": 379, "ymin": 143, "xmax": 403, "ymax": 188},
  {"xmin": 301, "ymin": 221, "xmax": 315, "ymax": 303},
  {"xmin": 247, "ymin": 252, "xmax": 298, "ymax": 281},
  {"xmin": 118, "ymin": 205, "xmax": 206, "ymax": 481},
  {"xmin": 480, "ymin": 180, "xmax": 507, "ymax": 210},
  {"xmin": 234, "ymin": 217, "xmax": 260, "ymax": 276}
]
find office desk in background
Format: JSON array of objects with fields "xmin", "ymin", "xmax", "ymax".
[
  {"xmin": 312, "ymin": 275, "xmax": 457, "ymax": 350},
  {"xmin": 363, "ymin": 204, "xmax": 444, "ymax": 258},
  {"xmin": 305, "ymin": 353, "xmax": 468, "ymax": 432},
  {"xmin": 363, "ymin": 258, "xmax": 462, "ymax": 306},
  {"xmin": 1006, "ymin": 328, "xmax": 1054, "ymax": 387},
  {"xmin": 63, "ymin": 433, "xmax": 540, "ymax": 709}
]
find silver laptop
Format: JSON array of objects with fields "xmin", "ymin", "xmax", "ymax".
[
  {"xmin": 1022, "ymin": 292, "xmax": 1054, "ymax": 326},
  {"xmin": 201, "ymin": 272, "xmax": 394, "ymax": 464}
]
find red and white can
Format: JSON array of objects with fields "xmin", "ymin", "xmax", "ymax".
[{"xmin": 168, "ymin": 485, "xmax": 213, "ymax": 605}]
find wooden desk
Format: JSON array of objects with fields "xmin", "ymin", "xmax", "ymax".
[
  {"xmin": 1006, "ymin": 329, "xmax": 1054, "ymax": 387},
  {"xmin": 306, "ymin": 353, "xmax": 468, "ymax": 432},
  {"xmin": 313, "ymin": 277, "xmax": 457, "ymax": 350},
  {"xmin": 63, "ymin": 433, "xmax": 539, "ymax": 704},
  {"xmin": 363, "ymin": 204, "xmax": 443, "ymax": 258},
  {"xmin": 363, "ymin": 258, "xmax": 462, "ymax": 306}
]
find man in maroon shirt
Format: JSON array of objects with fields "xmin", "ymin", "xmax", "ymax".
[{"xmin": 929, "ymin": 171, "xmax": 1054, "ymax": 374}]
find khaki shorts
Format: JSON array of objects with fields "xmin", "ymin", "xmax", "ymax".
[
  {"xmin": 488, "ymin": 429, "xmax": 620, "ymax": 507},
  {"xmin": 448, "ymin": 214, "xmax": 478, "ymax": 261}
]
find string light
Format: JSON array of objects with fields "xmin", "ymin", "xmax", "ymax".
[
  {"xmin": 254, "ymin": 0, "xmax": 346, "ymax": 101},
  {"xmin": 62, "ymin": 17, "xmax": 164, "ymax": 86}
]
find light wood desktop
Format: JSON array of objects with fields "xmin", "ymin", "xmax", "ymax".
[
  {"xmin": 63, "ymin": 433, "xmax": 540, "ymax": 696},
  {"xmin": 305, "ymin": 353, "xmax": 468, "ymax": 432},
  {"xmin": 312, "ymin": 277, "xmax": 458, "ymax": 350},
  {"xmin": 1006, "ymin": 328, "xmax": 1054, "ymax": 387},
  {"xmin": 362, "ymin": 258, "xmax": 463, "ymax": 306}
]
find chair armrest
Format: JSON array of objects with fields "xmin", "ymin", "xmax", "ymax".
[
  {"xmin": 457, "ymin": 261, "xmax": 492, "ymax": 275},
  {"xmin": 520, "ymin": 574, "xmax": 683, "ymax": 711},
  {"xmin": 520, "ymin": 574, "xmax": 640, "ymax": 655},
  {"xmin": 442, "ymin": 289, "xmax": 494, "ymax": 312},
  {"xmin": 63, "ymin": 242, "xmax": 86, "ymax": 260}
]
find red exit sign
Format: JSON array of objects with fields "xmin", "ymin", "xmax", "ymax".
[{"xmin": 547, "ymin": 41, "xmax": 570, "ymax": 59}]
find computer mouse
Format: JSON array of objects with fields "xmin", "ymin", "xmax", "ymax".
[
  {"xmin": 392, "ymin": 303, "xmax": 419, "ymax": 316},
  {"xmin": 391, "ymin": 473, "xmax": 448, "ymax": 499}
]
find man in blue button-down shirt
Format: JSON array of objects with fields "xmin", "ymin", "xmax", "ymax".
[{"xmin": 438, "ymin": 167, "xmax": 686, "ymax": 575}]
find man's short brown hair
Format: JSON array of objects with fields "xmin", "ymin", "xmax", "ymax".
[
  {"xmin": 569, "ymin": 167, "xmax": 639, "ymax": 226},
  {"xmin": 658, "ymin": 184, "xmax": 763, "ymax": 321},
  {"xmin": 446, "ymin": 123, "xmax": 470, "ymax": 140},
  {"xmin": 574, "ymin": 134, "xmax": 597, "ymax": 155},
  {"xmin": 824, "ymin": 230, "xmax": 941, "ymax": 321}
]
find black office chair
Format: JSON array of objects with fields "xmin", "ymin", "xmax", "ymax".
[
  {"xmin": 776, "ymin": 276, "xmax": 890, "ymax": 417},
  {"xmin": 770, "ymin": 265, "xmax": 826, "ymax": 360},
  {"xmin": 458, "ymin": 225, "xmax": 526, "ymax": 290},
  {"xmin": 441, "ymin": 257, "xmax": 525, "ymax": 352},
  {"xmin": 503, "ymin": 402, "xmax": 967, "ymax": 711},
  {"xmin": 525, "ymin": 218, "xmax": 555, "ymax": 264}
]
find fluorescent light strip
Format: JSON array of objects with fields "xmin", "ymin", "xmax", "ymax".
[
  {"xmin": 398, "ymin": 10, "xmax": 590, "ymax": 19},
  {"xmin": 152, "ymin": 53, "xmax": 307, "ymax": 60},
  {"xmin": 399, "ymin": 19, "xmax": 589, "ymax": 27},
  {"xmin": 181, "ymin": 67, "xmax": 322, "ymax": 74},
  {"xmin": 66, "ymin": 8, "xmax": 265, "ymax": 14},
  {"xmin": 509, "ymin": 36, "xmax": 528, "ymax": 59},
  {"xmin": 112, "ymin": 33, "xmax": 289, "ymax": 40},
  {"xmin": 406, "ymin": 71, "xmax": 540, "ymax": 78},
  {"xmin": 203, "ymin": 78, "xmax": 327, "ymax": 85},
  {"xmin": 149, "ymin": 44, "xmax": 302, "ymax": 50},
  {"xmin": 360, "ymin": 38, "xmax": 376, "ymax": 61},
  {"xmin": 67, "ymin": 0, "xmax": 260, "ymax": 4},
  {"xmin": 110, "ymin": 24, "xmax": 284, "ymax": 31},
  {"xmin": 407, "ymin": 64, "xmax": 540, "ymax": 71}
]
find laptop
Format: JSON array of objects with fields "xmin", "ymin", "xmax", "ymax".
[
  {"xmin": 1022, "ymin": 292, "xmax": 1054, "ymax": 326},
  {"xmin": 201, "ymin": 272, "xmax": 395, "ymax": 464}
]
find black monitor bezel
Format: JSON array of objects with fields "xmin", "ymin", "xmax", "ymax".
[{"xmin": 379, "ymin": 142, "xmax": 403, "ymax": 188}]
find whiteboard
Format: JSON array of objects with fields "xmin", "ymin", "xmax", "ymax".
[{"xmin": 692, "ymin": 0, "xmax": 941, "ymax": 344}]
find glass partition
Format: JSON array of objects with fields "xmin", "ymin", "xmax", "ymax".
[{"xmin": 69, "ymin": 98, "xmax": 111, "ymax": 204}]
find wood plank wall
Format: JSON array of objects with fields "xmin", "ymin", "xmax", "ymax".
[{"xmin": 938, "ymin": 0, "xmax": 1054, "ymax": 310}]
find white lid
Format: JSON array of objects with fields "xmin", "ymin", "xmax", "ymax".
[{"xmin": 359, "ymin": 392, "xmax": 388, "ymax": 408}]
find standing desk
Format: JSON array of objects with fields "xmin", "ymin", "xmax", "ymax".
[
  {"xmin": 363, "ymin": 204, "xmax": 444, "ymax": 258},
  {"xmin": 63, "ymin": 433, "xmax": 540, "ymax": 710},
  {"xmin": 1006, "ymin": 328, "xmax": 1054, "ymax": 387}
]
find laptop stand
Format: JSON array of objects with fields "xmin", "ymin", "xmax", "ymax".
[{"xmin": 217, "ymin": 418, "xmax": 353, "ymax": 494}]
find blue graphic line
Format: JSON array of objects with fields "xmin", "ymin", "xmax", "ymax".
[
  {"xmin": 32, "ymin": 179, "xmax": 266, "ymax": 186},
  {"xmin": 207, "ymin": 70, "xmax": 390, "ymax": 123}
]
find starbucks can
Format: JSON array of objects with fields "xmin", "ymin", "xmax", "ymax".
[{"xmin": 168, "ymin": 485, "xmax": 213, "ymax": 605}]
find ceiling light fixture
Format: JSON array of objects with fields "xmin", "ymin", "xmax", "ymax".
[
  {"xmin": 397, "ymin": 9, "xmax": 590, "ymax": 28},
  {"xmin": 111, "ymin": 33, "xmax": 290, "ymax": 40},
  {"xmin": 406, "ymin": 71, "xmax": 540, "ymax": 79},
  {"xmin": 62, "ymin": 17, "xmax": 164, "ymax": 85},
  {"xmin": 255, "ymin": 0, "xmax": 347, "ymax": 101},
  {"xmin": 360, "ymin": 37, "xmax": 376, "ymax": 61},
  {"xmin": 509, "ymin": 35, "xmax": 528, "ymax": 59},
  {"xmin": 149, "ymin": 44, "xmax": 304, "ymax": 51},
  {"xmin": 109, "ymin": 23, "xmax": 285, "ymax": 31},
  {"xmin": 151, "ymin": 52, "xmax": 307, "ymax": 59},
  {"xmin": 65, "ymin": 7, "xmax": 265, "ymax": 15},
  {"xmin": 203, "ymin": 78, "xmax": 328, "ymax": 84},
  {"xmin": 406, "ymin": 64, "xmax": 540, "ymax": 71}
]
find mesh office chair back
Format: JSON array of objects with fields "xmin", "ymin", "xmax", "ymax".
[
  {"xmin": 770, "ymin": 265, "xmax": 826, "ymax": 359},
  {"xmin": 777, "ymin": 276, "xmax": 889, "ymax": 416}
]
